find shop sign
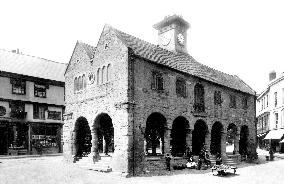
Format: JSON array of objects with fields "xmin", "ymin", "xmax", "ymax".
[
  {"xmin": 0, "ymin": 106, "xmax": 6, "ymax": 116},
  {"xmin": 63, "ymin": 113, "xmax": 73, "ymax": 121}
]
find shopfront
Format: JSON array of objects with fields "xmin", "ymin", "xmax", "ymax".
[
  {"xmin": 0, "ymin": 120, "xmax": 29, "ymax": 156},
  {"xmin": 30, "ymin": 123, "xmax": 62, "ymax": 155},
  {"xmin": 0, "ymin": 120, "xmax": 62, "ymax": 155}
]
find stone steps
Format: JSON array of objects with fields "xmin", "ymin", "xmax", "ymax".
[{"xmin": 74, "ymin": 154, "xmax": 112, "ymax": 172}]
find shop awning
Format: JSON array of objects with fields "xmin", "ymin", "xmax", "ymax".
[
  {"xmin": 257, "ymin": 132, "xmax": 268, "ymax": 137},
  {"xmin": 264, "ymin": 129, "xmax": 284, "ymax": 140}
]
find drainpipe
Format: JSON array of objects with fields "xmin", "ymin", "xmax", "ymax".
[{"xmin": 128, "ymin": 48, "xmax": 135, "ymax": 176}]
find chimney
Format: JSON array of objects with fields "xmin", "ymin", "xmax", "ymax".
[
  {"xmin": 153, "ymin": 15, "xmax": 190, "ymax": 53},
  {"xmin": 11, "ymin": 48, "xmax": 20, "ymax": 54},
  {"xmin": 269, "ymin": 71, "xmax": 276, "ymax": 81}
]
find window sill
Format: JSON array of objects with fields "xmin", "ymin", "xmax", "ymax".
[
  {"xmin": 34, "ymin": 96, "xmax": 47, "ymax": 98},
  {"xmin": 12, "ymin": 93, "xmax": 26, "ymax": 95},
  {"xmin": 145, "ymin": 155, "xmax": 164, "ymax": 161}
]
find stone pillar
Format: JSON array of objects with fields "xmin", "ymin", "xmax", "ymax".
[
  {"xmin": 91, "ymin": 130, "xmax": 99, "ymax": 161},
  {"xmin": 164, "ymin": 128, "xmax": 171, "ymax": 154},
  {"xmin": 205, "ymin": 131, "xmax": 211, "ymax": 151},
  {"xmin": 28, "ymin": 124, "xmax": 31, "ymax": 155},
  {"xmin": 221, "ymin": 131, "xmax": 227, "ymax": 157},
  {"xmin": 234, "ymin": 133, "xmax": 240, "ymax": 154},
  {"xmin": 186, "ymin": 129, "xmax": 192, "ymax": 150},
  {"xmin": 103, "ymin": 136, "xmax": 106, "ymax": 154},
  {"xmin": 13, "ymin": 125, "xmax": 17, "ymax": 146},
  {"xmin": 71, "ymin": 131, "xmax": 76, "ymax": 155}
]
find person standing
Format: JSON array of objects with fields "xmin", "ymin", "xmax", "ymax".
[{"xmin": 165, "ymin": 153, "xmax": 171, "ymax": 171}]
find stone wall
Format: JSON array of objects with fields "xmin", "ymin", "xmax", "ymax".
[
  {"xmin": 63, "ymin": 26, "xmax": 132, "ymax": 174},
  {"xmin": 130, "ymin": 57, "xmax": 256, "ymax": 175}
]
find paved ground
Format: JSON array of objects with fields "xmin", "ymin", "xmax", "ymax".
[{"xmin": 0, "ymin": 149, "xmax": 284, "ymax": 184}]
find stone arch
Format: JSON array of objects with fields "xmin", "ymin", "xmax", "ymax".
[
  {"xmin": 192, "ymin": 119, "xmax": 208, "ymax": 155},
  {"xmin": 145, "ymin": 112, "xmax": 166, "ymax": 156},
  {"xmin": 93, "ymin": 113, "xmax": 114, "ymax": 155},
  {"xmin": 239, "ymin": 125, "xmax": 249, "ymax": 156},
  {"xmin": 226, "ymin": 123, "xmax": 238, "ymax": 153},
  {"xmin": 194, "ymin": 83, "xmax": 205, "ymax": 112},
  {"xmin": 74, "ymin": 116, "xmax": 91, "ymax": 156},
  {"xmin": 171, "ymin": 116, "xmax": 189, "ymax": 157},
  {"xmin": 210, "ymin": 122, "xmax": 224, "ymax": 155}
]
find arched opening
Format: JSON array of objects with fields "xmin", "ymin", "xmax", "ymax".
[
  {"xmin": 107, "ymin": 64, "xmax": 111, "ymax": 81},
  {"xmin": 210, "ymin": 122, "xmax": 223, "ymax": 155},
  {"xmin": 101, "ymin": 67, "xmax": 104, "ymax": 84},
  {"xmin": 74, "ymin": 77, "xmax": 78, "ymax": 92},
  {"xmin": 239, "ymin": 125, "xmax": 249, "ymax": 156},
  {"xmin": 94, "ymin": 113, "xmax": 114, "ymax": 155},
  {"xmin": 171, "ymin": 116, "xmax": 189, "ymax": 157},
  {"xmin": 194, "ymin": 83, "xmax": 205, "ymax": 112},
  {"xmin": 78, "ymin": 76, "xmax": 82, "ymax": 90},
  {"xmin": 192, "ymin": 120, "xmax": 208, "ymax": 155},
  {"xmin": 145, "ymin": 112, "xmax": 166, "ymax": 156},
  {"xmin": 82, "ymin": 74, "xmax": 86, "ymax": 89},
  {"xmin": 226, "ymin": 123, "xmax": 238, "ymax": 153},
  {"xmin": 97, "ymin": 68, "xmax": 100, "ymax": 85},
  {"xmin": 74, "ymin": 117, "xmax": 91, "ymax": 156}
]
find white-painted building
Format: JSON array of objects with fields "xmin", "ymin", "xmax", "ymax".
[{"xmin": 256, "ymin": 71, "xmax": 284, "ymax": 152}]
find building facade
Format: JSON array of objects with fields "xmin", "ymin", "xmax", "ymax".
[
  {"xmin": 0, "ymin": 49, "xmax": 66, "ymax": 155},
  {"xmin": 63, "ymin": 15, "xmax": 257, "ymax": 176},
  {"xmin": 257, "ymin": 71, "xmax": 284, "ymax": 152}
]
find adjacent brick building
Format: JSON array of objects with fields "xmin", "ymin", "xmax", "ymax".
[{"xmin": 63, "ymin": 15, "xmax": 257, "ymax": 176}]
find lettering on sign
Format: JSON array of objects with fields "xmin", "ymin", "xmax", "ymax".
[{"xmin": 63, "ymin": 113, "xmax": 73, "ymax": 121}]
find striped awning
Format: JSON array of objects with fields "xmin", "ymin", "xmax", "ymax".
[
  {"xmin": 257, "ymin": 132, "xmax": 268, "ymax": 137},
  {"xmin": 264, "ymin": 129, "xmax": 284, "ymax": 140}
]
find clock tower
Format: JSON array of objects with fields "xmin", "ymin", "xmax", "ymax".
[{"xmin": 153, "ymin": 15, "xmax": 190, "ymax": 53}]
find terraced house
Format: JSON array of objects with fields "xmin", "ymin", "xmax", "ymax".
[
  {"xmin": 0, "ymin": 49, "xmax": 66, "ymax": 155},
  {"xmin": 63, "ymin": 15, "xmax": 257, "ymax": 176}
]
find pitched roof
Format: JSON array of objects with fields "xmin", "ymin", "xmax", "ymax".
[
  {"xmin": 80, "ymin": 41, "xmax": 96, "ymax": 59},
  {"xmin": 110, "ymin": 26, "xmax": 255, "ymax": 95},
  {"xmin": 0, "ymin": 49, "xmax": 66, "ymax": 82}
]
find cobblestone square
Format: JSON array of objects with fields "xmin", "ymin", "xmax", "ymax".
[{"xmin": 1, "ymin": 150, "xmax": 284, "ymax": 184}]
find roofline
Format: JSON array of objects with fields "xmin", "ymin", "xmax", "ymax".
[
  {"xmin": 0, "ymin": 48, "xmax": 66, "ymax": 65},
  {"xmin": 64, "ymin": 41, "xmax": 79, "ymax": 76},
  {"xmin": 268, "ymin": 73, "xmax": 284, "ymax": 88},
  {"xmin": 131, "ymin": 51, "xmax": 255, "ymax": 96},
  {"xmin": 233, "ymin": 75, "xmax": 256, "ymax": 95},
  {"xmin": 257, "ymin": 87, "xmax": 270, "ymax": 100},
  {"xmin": 0, "ymin": 71, "xmax": 64, "ymax": 87}
]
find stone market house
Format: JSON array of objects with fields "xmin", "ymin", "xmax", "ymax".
[
  {"xmin": 63, "ymin": 15, "xmax": 257, "ymax": 176},
  {"xmin": 0, "ymin": 49, "xmax": 66, "ymax": 155}
]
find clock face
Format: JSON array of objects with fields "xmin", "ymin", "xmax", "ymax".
[{"xmin": 177, "ymin": 33, "xmax": 185, "ymax": 45}]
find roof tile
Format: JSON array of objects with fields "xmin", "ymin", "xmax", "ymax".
[{"xmin": 111, "ymin": 26, "xmax": 255, "ymax": 95}]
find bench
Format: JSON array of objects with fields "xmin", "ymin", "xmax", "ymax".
[{"xmin": 211, "ymin": 157, "xmax": 238, "ymax": 175}]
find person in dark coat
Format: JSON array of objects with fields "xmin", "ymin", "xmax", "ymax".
[{"xmin": 165, "ymin": 154, "xmax": 171, "ymax": 171}]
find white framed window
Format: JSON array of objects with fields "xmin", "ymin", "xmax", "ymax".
[{"xmin": 275, "ymin": 112, "xmax": 279, "ymax": 129}]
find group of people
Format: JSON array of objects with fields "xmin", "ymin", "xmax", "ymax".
[
  {"xmin": 165, "ymin": 144, "xmax": 223, "ymax": 171},
  {"xmin": 185, "ymin": 145, "xmax": 215, "ymax": 170}
]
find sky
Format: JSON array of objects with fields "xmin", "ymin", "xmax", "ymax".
[{"xmin": 1, "ymin": 0, "xmax": 284, "ymax": 93}]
